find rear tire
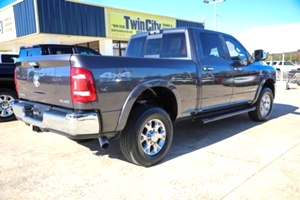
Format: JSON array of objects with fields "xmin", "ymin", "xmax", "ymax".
[
  {"xmin": 0, "ymin": 88, "xmax": 17, "ymax": 122},
  {"xmin": 248, "ymin": 88, "xmax": 273, "ymax": 121},
  {"xmin": 120, "ymin": 105, "xmax": 173, "ymax": 167}
]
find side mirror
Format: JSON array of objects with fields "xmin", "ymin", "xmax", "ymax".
[{"xmin": 253, "ymin": 49, "xmax": 268, "ymax": 61}]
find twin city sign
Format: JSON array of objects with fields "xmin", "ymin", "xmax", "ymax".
[{"xmin": 106, "ymin": 8, "xmax": 176, "ymax": 39}]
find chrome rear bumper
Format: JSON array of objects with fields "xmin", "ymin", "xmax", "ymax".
[{"xmin": 12, "ymin": 100, "xmax": 100, "ymax": 136}]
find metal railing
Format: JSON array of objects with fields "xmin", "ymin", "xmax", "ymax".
[{"xmin": 286, "ymin": 70, "xmax": 300, "ymax": 89}]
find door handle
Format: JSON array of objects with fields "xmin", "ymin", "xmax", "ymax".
[
  {"xmin": 29, "ymin": 61, "xmax": 40, "ymax": 68},
  {"xmin": 203, "ymin": 67, "xmax": 214, "ymax": 71},
  {"xmin": 234, "ymin": 67, "xmax": 243, "ymax": 71}
]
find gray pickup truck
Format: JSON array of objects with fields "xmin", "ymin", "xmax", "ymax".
[{"xmin": 13, "ymin": 27, "xmax": 276, "ymax": 166}]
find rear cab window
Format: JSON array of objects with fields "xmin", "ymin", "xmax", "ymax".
[
  {"xmin": 145, "ymin": 33, "xmax": 163, "ymax": 58},
  {"xmin": 49, "ymin": 47, "xmax": 73, "ymax": 54},
  {"xmin": 76, "ymin": 47, "xmax": 100, "ymax": 55},
  {"xmin": 125, "ymin": 36, "xmax": 147, "ymax": 57},
  {"xmin": 19, "ymin": 47, "xmax": 42, "ymax": 57},
  {"xmin": 160, "ymin": 33, "xmax": 187, "ymax": 58},
  {"xmin": 126, "ymin": 30, "xmax": 188, "ymax": 59}
]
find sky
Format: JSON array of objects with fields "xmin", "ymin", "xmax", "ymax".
[
  {"xmin": 82, "ymin": 0, "xmax": 300, "ymax": 35},
  {"xmin": 1, "ymin": 0, "xmax": 299, "ymax": 53}
]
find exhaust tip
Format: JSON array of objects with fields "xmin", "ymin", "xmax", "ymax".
[
  {"xmin": 101, "ymin": 143, "xmax": 109, "ymax": 149},
  {"xmin": 98, "ymin": 137, "xmax": 109, "ymax": 149}
]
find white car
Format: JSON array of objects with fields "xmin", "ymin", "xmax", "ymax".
[
  {"xmin": 266, "ymin": 61, "xmax": 298, "ymax": 72},
  {"xmin": 266, "ymin": 61, "xmax": 299, "ymax": 80}
]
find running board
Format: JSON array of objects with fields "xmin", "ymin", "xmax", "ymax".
[{"xmin": 201, "ymin": 107, "xmax": 256, "ymax": 124}]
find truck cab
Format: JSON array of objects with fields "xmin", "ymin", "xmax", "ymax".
[{"xmin": 126, "ymin": 28, "xmax": 273, "ymax": 112}]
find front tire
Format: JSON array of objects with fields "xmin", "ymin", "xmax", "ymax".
[
  {"xmin": 120, "ymin": 105, "xmax": 173, "ymax": 167},
  {"xmin": 248, "ymin": 88, "xmax": 273, "ymax": 121},
  {"xmin": 0, "ymin": 88, "xmax": 17, "ymax": 122}
]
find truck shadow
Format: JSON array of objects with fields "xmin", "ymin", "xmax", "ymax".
[
  {"xmin": 77, "ymin": 103, "xmax": 299, "ymax": 165},
  {"xmin": 165, "ymin": 103, "xmax": 299, "ymax": 163},
  {"xmin": 77, "ymin": 139, "xmax": 125, "ymax": 161}
]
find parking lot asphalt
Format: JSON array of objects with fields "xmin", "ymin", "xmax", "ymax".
[{"xmin": 1, "ymin": 82, "xmax": 300, "ymax": 200}]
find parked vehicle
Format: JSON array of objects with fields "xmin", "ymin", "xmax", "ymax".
[
  {"xmin": 0, "ymin": 52, "xmax": 18, "ymax": 63},
  {"xmin": 19, "ymin": 44, "xmax": 100, "ymax": 57},
  {"xmin": 286, "ymin": 69, "xmax": 300, "ymax": 89},
  {"xmin": 12, "ymin": 27, "xmax": 276, "ymax": 166},
  {"xmin": 0, "ymin": 45, "xmax": 100, "ymax": 122},
  {"xmin": 0, "ymin": 52, "xmax": 19, "ymax": 122},
  {"xmin": 266, "ymin": 61, "xmax": 299, "ymax": 80}
]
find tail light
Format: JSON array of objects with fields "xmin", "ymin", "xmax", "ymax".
[
  {"xmin": 71, "ymin": 67, "xmax": 97, "ymax": 103},
  {"xmin": 14, "ymin": 69, "xmax": 18, "ymax": 92}
]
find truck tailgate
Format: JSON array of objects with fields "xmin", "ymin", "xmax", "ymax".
[{"xmin": 16, "ymin": 55, "xmax": 74, "ymax": 108}]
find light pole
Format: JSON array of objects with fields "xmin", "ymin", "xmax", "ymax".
[{"xmin": 203, "ymin": 0, "xmax": 225, "ymax": 31}]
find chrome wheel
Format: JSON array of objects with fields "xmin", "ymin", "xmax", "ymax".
[
  {"xmin": 120, "ymin": 106, "xmax": 173, "ymax": 167},
  {"xmin": 140, "ymin": 119, "xmax": 166, "ymax": 156},
  {"xmin": 0, "ymin": 94, "xmax": 14, "ymax": 118},
  {"xmin": 248, "ymin": 88, "xmax": 273, "ymax": 121},
  {"xmin": 260, "ymin": 94, "xmax": 271, "ymax": 117}
]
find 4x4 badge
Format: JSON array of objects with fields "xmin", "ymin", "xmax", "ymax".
[{"xmin": 33, "ymin": 74, "xmax": 40, "ymax": 87}]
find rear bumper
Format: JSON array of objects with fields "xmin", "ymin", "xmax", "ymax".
[{"xmin": 12, "ymin": 100, "xmax": 100, "ymax": 136}]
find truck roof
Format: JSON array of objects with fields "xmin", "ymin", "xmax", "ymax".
[{"xmin": 129, "ymin": 27, "xmax": 230, "ymax": 39}]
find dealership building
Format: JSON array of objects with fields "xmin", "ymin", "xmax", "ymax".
[{"xmin": 0, "ymin": 0, "xmax": 203, "ymax": 55}]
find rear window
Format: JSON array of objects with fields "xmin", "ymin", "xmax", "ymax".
[
  {"xmin": 283, "ymin": 61, "xmax": 294, "ymax": 66},
  {"xmin": 126, "ymin": 32, "xmax": 187, "ymax": 58},
  {"xmin": 126, "ymin": 37, "xmax": 146, "ymax": 57},
  {"xmin": 19, "ymin": 48, "xmax": 42, "ymax": 57},
  {"xmin": 160, "ymin": 33, "xmax": 187, "ymax": 58},
  {"xmin": 1, "ymin": 54, "xmax": 18, "ymax": 63},
  {"xmin": 49, "ymin": 47, "xmax": 73, "ymax": 54},
  {"xmin": 76, "ymin": 46, "xmax": 100, "ymax": 55},
  {"xmin": 145, "ymin": 38, "xmax": 161, "ymax": 56}
]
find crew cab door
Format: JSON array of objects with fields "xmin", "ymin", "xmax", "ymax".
[
  {"xmin": 222, "ymin": 35, "xmax": 260, "ymax": 103},
  {"xmin": 198, "ymin": 32, "xmax": 234, "ymax": 110}
]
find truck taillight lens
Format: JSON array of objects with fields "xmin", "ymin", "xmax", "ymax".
[
  {"xmin": 71, "ymin": 67, "xmax": 97, "ymax": 103},
  {"xmin": 14, "ymin": 69, "xmax": 18, "ymax": 92}
]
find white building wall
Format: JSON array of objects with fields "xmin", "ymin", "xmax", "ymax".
[
  {"xmin": 44, "ymin": 36, "xmax": 61, "ymax": 44},
  {"xmin": 99, "ymin": 39, "xmax": 113, "ymax": 55}
]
